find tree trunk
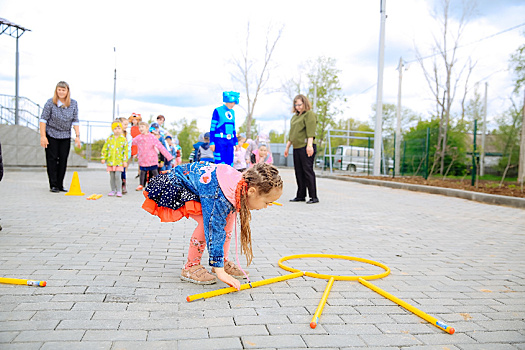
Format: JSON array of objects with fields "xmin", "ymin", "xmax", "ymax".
[{"xmin": 518, "ymin": 88, "xmax": 525, "ymax": 185}]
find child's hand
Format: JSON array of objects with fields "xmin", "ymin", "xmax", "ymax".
[
  {"xmin": 101, "ymin": 159, "xmax": 105, "ymax": 164},
  {"xmin": 123, "ymin": 162, "xmax": 127, "ymax": 168},
  {"xmin": 214, "ymin": 267, "xmax": 241, "ymax": 291}
]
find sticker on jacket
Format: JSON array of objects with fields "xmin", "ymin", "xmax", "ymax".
[{"xmin": 199, "ymin": 165, "xmax": 215, "ymax": 184}]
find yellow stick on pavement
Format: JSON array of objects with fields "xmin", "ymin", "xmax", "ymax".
[
  {"xmin": 186, "ymin": 271, "xmax": 304, "ymax": 302},
  {"xmin": 310, "ymin": 277, "xmax": 335, "ymax": 328},
  {"xmin": 0, "ymin": 277, "xmax": 46, "ymax": 287},
  {"xmin": 270, "ymin": 202, "xmax": 283, "ymax": 206},
  {"xmin": 358, "ymin": 278, "xmax": 455, "ymax": 334}
]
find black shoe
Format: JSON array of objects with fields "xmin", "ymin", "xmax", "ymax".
[
  {"xmin": 289, "ymin": 198, "xmax": 306, "ymax": 202},
  {"xmin": 306, "ymin": 198, "xmax": 319, "ymax": 204},
  {"xmin": 59, "ymin": 187, "xmax": 68, "ymax": 192},
  {"xmin": 50, "ymin": 187, "xmax": 60, "ymax": 193}
]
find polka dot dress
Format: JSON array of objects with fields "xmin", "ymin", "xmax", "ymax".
[{"xmin": 145, "ymin": 173, "xmax": 199, "ymax": 210}]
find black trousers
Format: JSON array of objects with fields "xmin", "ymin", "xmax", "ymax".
[
  {"xmin": 292, "ymin": 145, "xmax": 318, "ymax": 200},
  {"xmin": 45, "ymin": 135, "xmax": 71, "ymax": 189}
]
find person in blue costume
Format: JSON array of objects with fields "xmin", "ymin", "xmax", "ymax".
[{"xmin": 210, "ymin": 91, "xmax": 240, "ymax": 166}]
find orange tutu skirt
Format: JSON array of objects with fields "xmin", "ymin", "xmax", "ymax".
[{"xmin": 142, "ymin": 191, "xmax": 202, "ymax": 222}]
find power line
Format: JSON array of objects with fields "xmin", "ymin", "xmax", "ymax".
[
  {"xmin": 347, "ymin": 22, "xmax": 525, "ymax": 100},
  {"xmin": 406, "ymin": 21, "xmax": 525, "ymax": 64}
]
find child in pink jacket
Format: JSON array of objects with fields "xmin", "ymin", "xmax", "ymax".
[{"xmin": 132, "ymin": 121, "xmax": 173, "ymax": 191}]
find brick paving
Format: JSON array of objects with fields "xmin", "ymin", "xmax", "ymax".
[{"xmin": 0, "ymin": 165, "xmax": 524, "ymax": 349}]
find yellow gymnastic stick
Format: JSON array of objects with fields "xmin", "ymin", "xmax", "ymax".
[
  {"xmin": 0, "ymin": 277, "xmax": 46, "ymax": 287},
  {"xmin": 310, "ymin": 277, "xmax": 335, "ymax": 328},
  {"xmin": 358, "ymin": 278, "xmax": 455, "ymax": 334},
  {"xmin": 186, "ymin": 271, "xmax": 304, "ymax": 302},
  {"xmin": 270, "ymin": 202, "xmax": 282, "ymax": 206}
]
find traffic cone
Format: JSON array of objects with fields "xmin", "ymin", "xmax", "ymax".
[{"xmin": 65, "ymin": 171, "xmax": 85, "ymax": 196}]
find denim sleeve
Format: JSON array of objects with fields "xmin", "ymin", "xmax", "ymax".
[{"xmin": 200, "ymin": 190, "xmax": 233, "ymax": 268}]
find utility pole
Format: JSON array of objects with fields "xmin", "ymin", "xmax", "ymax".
[
  {"xmin": 480, "ymin": 82, "xmax": 488, "ymax": 176},
  {"xmin": 394, "ymin": 57, "xmax": 403, "ymax": 177},
  {"xmin": 112, "ymin": 47, "xmax": 117, "ymax": 121},
  {"xmin": 0, "ymin": 19, "xmax": 30, "ymax": 125},
  {"xmin": 347, "ymin": 119, "xmax": 350, "ymax": 146},
  {"xmin": 373, "ymin": 0, "xmax": 387, "ymax": 176}
]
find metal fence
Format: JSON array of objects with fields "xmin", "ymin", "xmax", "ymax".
[
  {"xmin": 0, "ymin": 94, "xmax": 41, "ymax": 129},
  {"xmin": 396, "ymin": 134, "xmax": 430, "ymax": 178}
]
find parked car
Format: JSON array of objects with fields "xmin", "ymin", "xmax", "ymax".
[{"xmin": 329, "ymin": 145, "xmax": 393, "ymax": 173}]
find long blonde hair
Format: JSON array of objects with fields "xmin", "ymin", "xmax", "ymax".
[
  {"xmin": 52, "ymin": 81, "xmax": 71, "ymax": 107},
  {"xmin": 236, "ymin": 163, "xmax": 283, "ymax": 266}
]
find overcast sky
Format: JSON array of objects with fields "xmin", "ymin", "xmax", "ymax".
[{"xmin": 1, "ymin": 0, "xmax": 524, "ymax": 142}]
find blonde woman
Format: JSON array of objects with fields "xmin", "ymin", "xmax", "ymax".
[
  {"xmin": 39, "ymin": 81, "xmax": 80, "ymax": 193},
  {"xmin": 284, "ymin": 94, "xmax": 319, "ymax": 204}
]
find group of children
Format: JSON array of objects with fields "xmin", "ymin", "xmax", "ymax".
[
  {"xmin": 100, "ymin": 114, "xmax": 182, "ymax": 196},
  {"xmin": 190, "ymin": 132, "xmax": 273, "ymax": 173}
]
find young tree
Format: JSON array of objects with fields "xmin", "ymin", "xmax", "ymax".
[
  {"xmin": 415, "ymin": 0, "xmax": 476, "ymax": 175},
  {"xmin": 231, "ymin": 22, "xmax": 284, "ymax": 140},
  {"xmin": 306, "ymin": 56, "xmax": 345, "ymax": 147},
  {"xmin": 509, "ymin": 40, "xmax": 525, "ymax": 185},
  {"xmin": 493, "ymin": 104, "xmax": 522, "ymax": 181}
]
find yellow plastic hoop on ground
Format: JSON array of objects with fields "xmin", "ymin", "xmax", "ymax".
[{"xmin": 278, "ymin": 253, "xmax": 390, "ymax": 281}]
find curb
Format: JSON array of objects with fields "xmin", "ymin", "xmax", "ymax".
[{"xmin": 317, "ymin": 172, "xmax": 525, "ymax": 209}]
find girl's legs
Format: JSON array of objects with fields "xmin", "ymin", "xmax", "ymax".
[
  {"xmin": 185, "ymin": 214, "xmax": 206, "ymax": 269},
  {"xmin": 150, "ymin": 168, "xmax": 159, "ymax": 179},
  {"xmin": 185, "ymin": 213, "xmax": 234, "ymax": 269},
  {"xmin": 114, "ymin": 171, "xmax": 122, "ymax": 193},
  {"xmin": 222, "ymin": 213, "xmax": 234, "ymax": 261},
  {"xmin": 121, "ymin": 168, "xmax": 127, "ymax": 194},
  {"xmin": 109, "ymin": 171, "xmax": 117, "ymax": 195},
  {"xmin": 139, "ymin": 170, "xmax": 147, "ymax": 187}
]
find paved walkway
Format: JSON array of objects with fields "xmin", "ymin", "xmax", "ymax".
[{"xmin": 0, "ymin": 166, "xmax": 524, "ymax": 349}]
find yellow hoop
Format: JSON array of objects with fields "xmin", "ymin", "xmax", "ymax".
[{"xmin": 278, "ymin": 253, "xmax": 390, "ymax": 281}]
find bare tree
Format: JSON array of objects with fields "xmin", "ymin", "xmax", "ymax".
[
  {"xmin": 231, "ymin": 22, "xmax": 284, "ymax": 140},
  {"xmin": 416, "ymin": 0, "xmax": 475, "ymax": 176}
]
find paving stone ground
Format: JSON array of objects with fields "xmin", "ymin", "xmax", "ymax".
[{"xmin": 0, "ymin": 165, "xmax": 524, "ymax": 349}]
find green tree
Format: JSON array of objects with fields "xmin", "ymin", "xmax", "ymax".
[
  {"xmin": 269, "ymin": 129, "xmax": 285, "ymax": 143},
  {"xmin": 492, "ymin": 105, "xmax": 522, "ymax": 177},
  {"xmin": 89, "ymin": 139, "xmax": 106, "ymax": 160},
  {"xmin": 306, "ymin": 56, "xmax": 345, "ymax": 147},
  {"xmin": 169, "ymin": 118, "xmax": 200, "ymax": 161}
]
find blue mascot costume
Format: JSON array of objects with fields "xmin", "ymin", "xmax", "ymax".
[{"xmin": 210, "ymin": 91, "xmax": 239, "ymax": 166}]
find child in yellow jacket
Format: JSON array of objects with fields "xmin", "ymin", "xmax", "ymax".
[{"xmin": 101, "ymin": 121, "xmax": 129, "ymax": 197}]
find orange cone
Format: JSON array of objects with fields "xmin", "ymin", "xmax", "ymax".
[{"xmin": 65, "ymin": 171, "xmax": 85, "ymax": 196}]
